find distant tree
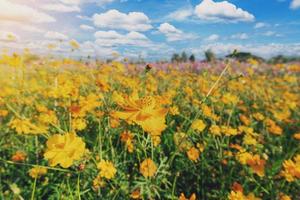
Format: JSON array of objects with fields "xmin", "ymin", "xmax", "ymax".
[
  {"xmin": 189, "ymin": 54, "xmax": 195, "ymax": 63},
  {"xmin": 226, "ymin": 51, "xmax": 264, "ymax": 63},
  {"xmin": 204, "ymin": 50, "xmax": 216, "ymax": 62},
  {"xmin": 268, "ymin": 55, "xmax": 290, "ymax": 64},
  {"xmin": 171, "ymin": 53, "xmax": 180, "ymax": 63},
  {"xmin": 181, "ymin": 51, "xmax": 188, "ymax": 62}
]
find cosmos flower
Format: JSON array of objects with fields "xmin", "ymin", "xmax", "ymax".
[
  {"xmin": 191, "ymin": 119, "xmax": 206, "ymax": 132},
  {"xmin": 112, "ymin": 91, "xmax": 168, "ymax": 138},
  {"xmin": 28, "ymin": 166, "xmax": 47, "ymax": 179},
  {"xmin": 97, "ymin": 160, "xmax": 117, "ymax": 180},
  {"xmin": 44, "ymin": 132, "xmax": 86, "ymax": 168},
  {"xmin": 139, "ymin": 158, "xmax": 157, "ymax": 178}
]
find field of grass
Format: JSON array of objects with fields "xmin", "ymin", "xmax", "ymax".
[{"xmin": 0, "ymin": 53, "xmax": 299, "ymax": 200}]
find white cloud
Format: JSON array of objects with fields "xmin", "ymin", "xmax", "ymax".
[
  {"xmin": 93, "ymin": 9, "xmax": 152, "ymax": 32},
  {"xmin": 77, "ymin": 15, "xmax": 92, "ymax": 21},
  {"xmin": 96, "ymin": 0, "xmax": 115, "ymax": 6},
  {"xmin": 0, "ymin": 21, "xmax": 45, "ymax": 33},
  {"xmin": 158, "ymin": 23, "xmax": 197, "ymax": 42},
  {"xmin": 0, "ymin": 0, "xmax": 55, "ymax": 23},
  {"xmin": 231, "ymin": 33, "xmax": 249, "ymax": 40},
  {"xmin": 262, "ymin": 31, "xmax": 281, "ymax": 37},
  {"xmin": 94, "ymin": 30, "xmax": 151, "ymax": 47},
  {"xmin": 80, "ymin": 24, "xmax": 94, "ymax": 30},
  {"xmin": 45, "ymin": 31, "xmax": 69, "ymax": 40},
  {"xmin": 195, "ymin": 43, "xmax": 300, "ymax": 59},
  {"xmin": 59, "ymin": 0, "xmax": 115, "ymax": 6},
  {"xmin": 166, "ymin": 7, "xmax": 193, "ymax": 21},
  {"xmin": 41, "ymin": 3, "xmax": 80, "ymax": 12},
  {"xmin": 254, "ymin": 22, "xmax": 268, "ymax": 29},
  {"xmin": 205, "ymin": 34, "xmax": 219, "ymax": 41},
  {"xmin": 290, "ymin": 0, "xmax": 300, "ymax": 9},
  {"xmin": 194, "ymin": 0, "xmax": 254, "ymax": 22}
]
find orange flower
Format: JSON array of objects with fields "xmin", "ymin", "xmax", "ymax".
[
  {"xmin": 246, "ymin": 155, "xmax": 266, "ymax": 177},
  {"xmin": 11, "ymin": 151, "xmax": 26, "ymax": 162},
  {"xmin": 187, "ymin": 147, "xmax": 200, "ymax": 162},
  {"xmin": 231, "ymin": 182, "xmax": 243, "ymax": 193},
  {"xmin": 130, "ymin": 189, "xmax": 141, "ymax": 199},
  {"xmin": 139, "ymin": 158, "xmax": 157, "ymax": 178},
  {"xmin": 120, "ymin": 131, "xmax": 134, "ymax": 153}
]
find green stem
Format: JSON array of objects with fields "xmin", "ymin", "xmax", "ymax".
[
  {"xmin": 77, "ymin": 173, "xmax": 81, "ymax": 200},
  {"xmin": 31, "ymin": 177, "xmax": 37, "ymax": 200}
]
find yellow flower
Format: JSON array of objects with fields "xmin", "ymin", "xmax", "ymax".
[
  {"xmin": 280, "ymin": 156, "xmax": 300, "ymax": 182},
  {"xmin": 179, "ymin": 193, "xmax": 196, "ymax": 200},
  {"xmin": 221, "ymin": 126, "xmax": 238, "ymax": 136},
  {"xmin": 9, "ymin": 118, "xmax": 45, "ymax": 135},
  {"xmin": 191, "ymin": 119, "xmax": 206, "ymax": 132},
  {"xmin": 97, "ymin": 160, "xmax": 117, "ymax": 179},
  {"xmin": 92, "ymin": 174, "xmax": 105, "ymax": 190},
  {"xmin": 187, "ymin": 147, "xmax": 200, "ymax": 162},
  {"xmin": 228, "ymin": 190, "xmax": 261, "ymax": 200},
  {"xmin": 112, "ymin": 91, "xmax": 168, "ymax": 137},
  {"xmin": 210, "ymin": 125, "xmax": 221, "ymax": 136},
  {"xmin": 44, "ymin": 132, "xmax": 86, "ymax": 168},
  {"xmin": 222, "ymin": 93, "xmax": 239, "ymax": 105},
  {"xmin": 72, "ymin": 118, "xmax": 87, "ymax": 131},
  {"xmin": 243, "ymin": 134, "xmax": 257, "ymax": 146},
  {"xmin": 252, "ymin": 113, "xmax": 264, "ymax": 121},
  {"xmin": 228, "ymin": 191, "xmax": 246, "ymax": 200},
  {"xmin": 139, "ymin": 158, "xmax": 157, "ymax": 178},
  {"xmin": 169, "ymin": 106, "xmax": 179, "ymax": 115},
  {"xmin": 29, "ymin": 166, "xmax": 47, "ymax": 178},
  {"xmin": 236, "ymin": 151, "xmax": 253, "ymax": 165},
  {"xmin": 280, "ymin": 194, "xmax": 292, "ymax": 200},
  {"xmin": 293, "ymin": 133, "xmax": 300, "ymax": 140}
]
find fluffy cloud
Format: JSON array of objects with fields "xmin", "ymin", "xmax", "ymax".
[
  {"xmin": 158, "ymin": 23, "xmax": 197, "ymax": 42},
  {"xmin": 290, "ymin": 0, "xmax": 300, "ymax": 9},
  {"xmin": 94, "ymin": 30, "xmax": 151, "ymax": 47},
  {"xmin": 196, "ymin": 43, "xmax": 300, "ymax": 58},
  {"xmin": 205, "ymin": 34, "xmax": 219, "ymax": 41},
  {"xmin": 0, "ymin": 21, "xmax": 45, "ymax": 33},
  {"xmin": 93, "ymin": 9, "xmax": 152, "ymax": 31},
  {"xmin": 41, "ymin": 3, "xmax": 80, "ymax": 12},
  {"xmin": 195, "ymin": 0, "xmax": 254, "ymax": 22},
  {"xmin": 80, "ymin": 24, "xmax": 94, "ymax": 30},
  {"xmin": 45, "ymin": 31, "xmax": 69, "ymax": 40},
  {"xmin": 166, "ymin": 7, "xmax": 193, "ymax": 21},
  {"xmin": 59, "ymin": 0, "xmax": 115, "ymax": 6},
  {"xmin": 254, "ymin": 22, "xmax": 268, "ymax": 29},
  {"xmin": 0, "ymin": 0, "xmax": 55, "ymax": 23},
  {"xmin": 262, "ymin": 31, "xmax": 282, "ymax": 37},
  {"xmin": 231, "ymin": 33, "xmax": 249, "ymax": 40}
]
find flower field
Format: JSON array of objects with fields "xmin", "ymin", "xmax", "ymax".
[{"xmin": 0, "ymin": 53, "xmax": 299, "ymax": 200}]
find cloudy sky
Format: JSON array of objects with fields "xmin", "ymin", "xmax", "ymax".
[{"xmin": 1, "ymin": 0, "xmax": 300, "ymax": 60}]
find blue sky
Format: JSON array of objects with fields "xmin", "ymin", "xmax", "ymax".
[{"xmin": 0, "ymin": 0, "xmax": 300, "ymax": 60}]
